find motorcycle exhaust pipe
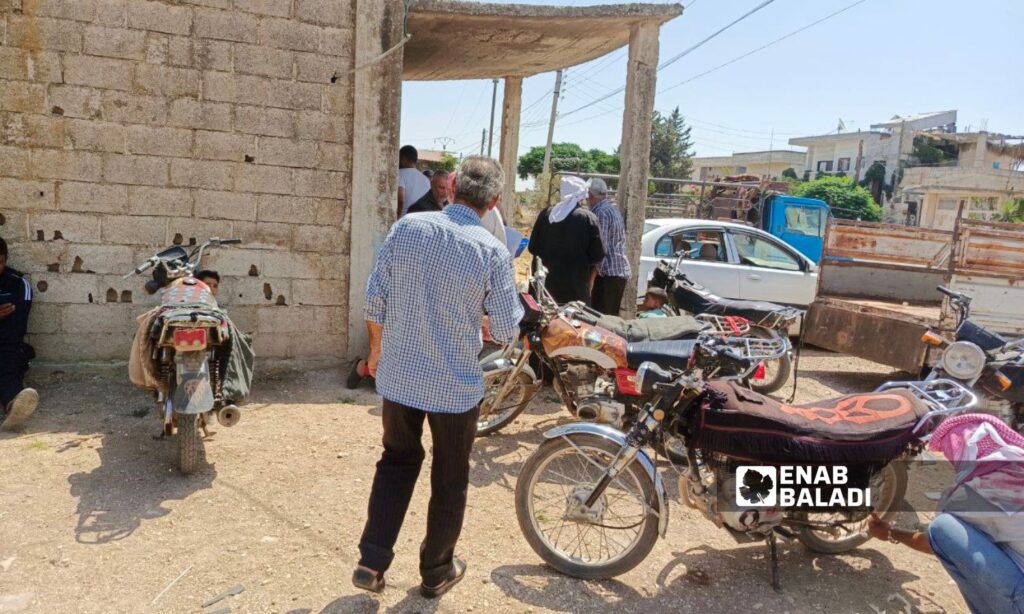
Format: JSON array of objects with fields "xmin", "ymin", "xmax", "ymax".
[{"xmin": 217, "ymin": 404, "xmax": 241, "ymax": 427}]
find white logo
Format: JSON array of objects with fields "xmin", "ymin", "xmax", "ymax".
[{"xmin": 736, "ymin": 466, "xmax": 777, "ymax": 507}]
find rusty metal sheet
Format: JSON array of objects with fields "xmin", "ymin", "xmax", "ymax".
[
  {"xmin": 825, "ymin": 220, "xmax": 952, "ymax": 269},
  {"xmin": 948, "ymin": 274, "xmax": 1024, "ymax": 337},
  {"xmin": 955, "ymin": 223, "xmax": 1024, "ymax": 280},
  {"xmin": 805, "ymin": 299, "xmax": 931, "ymax": 373}
]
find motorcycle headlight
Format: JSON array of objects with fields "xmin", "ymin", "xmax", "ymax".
[{"xmin": 940, "ymin": 341, "xmax": 986, "ymax": 381}]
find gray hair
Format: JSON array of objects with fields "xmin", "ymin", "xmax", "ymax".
[
  {"xmin": 455, "ymin": 156, "xmax": 504, "ymax": 210},
  {"xmin": 589, "ymin": 177, "xmax": 608, "ymax": 196}
]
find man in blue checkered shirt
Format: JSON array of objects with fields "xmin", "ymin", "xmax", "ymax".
[
  {"xmin": 353, "ymin": 156, "xmax": 523, "ymax": 599},
  {"xmin": 587, "ymin": 178, "xmax": 632, "ymax": 316}
]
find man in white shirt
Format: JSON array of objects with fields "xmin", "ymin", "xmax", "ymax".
[{"xmin": 397, "ymin": 145, "xmax": 431, "ymax": 219}]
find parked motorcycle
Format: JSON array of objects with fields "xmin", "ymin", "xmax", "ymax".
[
  {"xmin": 514, "ymin": 339, "xmax": 977, "ymax": 587},
  {"xmin": 126, "ymin": 238, "xmax": 243, "ymax": 474},
  {"xmin": 478, "ymin": 265, "xmax": 787, "ymax": 455},
  {"xmin": 922, "ymin": 286, "xmax": 1024, "ymax": 430},
  {"xmin": 650, "ymin": 259, "xmax": 800, "ymax": 394}
]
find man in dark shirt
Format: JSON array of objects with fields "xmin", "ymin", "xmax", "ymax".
[
  {"xmin": 406, "ymin": 170, "xmax": 450, "ymax": 214},
  {"xmin": 0, "ymin": 237, "xmax": 38, "ymax": 431},
  {"xmin": 528, "ymin": 176, "xmax": 605, "ymax": 305}
]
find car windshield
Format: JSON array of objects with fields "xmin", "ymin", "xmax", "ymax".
[{"xmin": 644, "ymin": 222, "xmax": 659, "ymax": 234}]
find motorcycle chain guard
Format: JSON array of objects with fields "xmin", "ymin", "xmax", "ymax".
[{"xmin": 173, "ymin": 351, "xmax": 215, "ymax": 414}]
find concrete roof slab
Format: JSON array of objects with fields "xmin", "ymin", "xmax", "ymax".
[{"xmin": 403, "ymin": 1, "xmax": 682, "ymax": 80}]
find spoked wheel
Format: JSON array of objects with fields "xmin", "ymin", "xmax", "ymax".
[
  {"xmin": 515, "ymin": 434, "xmax": 660, "ymax": 579},
  {"xmin": 477, "ymin": 369, "xmax": 536, "ymax": 437},
  {"xmin": 797, "ymin": 462, "xmax": 907, "ymax": 553},
  {"xmin": 176, "ymin": 413, "xmax": 205, "ymax": 475},
  {"xmin": 747, "ymin": 327, "xmax": 792, "ymax": 395}
]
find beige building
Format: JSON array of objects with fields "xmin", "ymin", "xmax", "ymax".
[
  {"xmin": 899, "ymin": 132, "xmax": 1024, "ymax": 229},
  {"xmin": 1, "ymin": 0, "xmax": 680, "ymax": 365},
  {"xmin": 691, "ymin": 150, "xmax": 805, "ymax": 180},
  {"xmin": 788, "ymin": 110, "xmax": 957, "ymax": 182}
]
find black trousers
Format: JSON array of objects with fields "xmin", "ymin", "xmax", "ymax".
[
  {"xmin": 358, "ymin": 398, "xmax": 479, "ymax": 585},
  {"xmin": 592, "ymin": 275, "xmax": 628, "ymax": 317},
  {"xmin": 0, "ymin": 345, "xmax": 28, "ymax": 409}
]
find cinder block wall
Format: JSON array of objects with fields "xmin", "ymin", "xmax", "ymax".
[{"xmin": 1, "ymin": 0, "xmax": 354, "ymax": 364}]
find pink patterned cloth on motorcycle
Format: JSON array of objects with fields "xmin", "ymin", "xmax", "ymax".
[{"xmin": 929, "ymin": 413, "xmax": 1024, "ymax": 463}]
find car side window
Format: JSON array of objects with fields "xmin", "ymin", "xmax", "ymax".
[
  {"xmin": 656, "ymin": 229, "xmax": 727, "ymax": 261},
  {"xmin": 784, "ymin": 206, "xmax": 824, "ymax": 237},
  {"xmin": 732, "ymin": 233, "xmax": 801, "ymax": 271}
]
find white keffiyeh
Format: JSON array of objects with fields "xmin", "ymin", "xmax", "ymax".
[{"xmin": 549, "ymin": 176, "xmax": 591, "ymax": 223}]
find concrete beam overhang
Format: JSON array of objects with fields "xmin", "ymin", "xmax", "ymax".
[{"xmin": 403, "ymin": 1, "xmax": 682, "ymax": 80}]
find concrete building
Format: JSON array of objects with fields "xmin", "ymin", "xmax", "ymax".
[
  {"xmin": 692, "ymin": 150, "xmax": 805, "ymax": 180},
  {"xmin": 1, "ymin": 0, "xmax": 681, "ymax": 365},
  {"xmin": 788, "ymin": 110, "xmax": 957, "ymax": 182},
  {"xmin": 899, "ymin": 132, "xmax": 1024, "ymax": 229}
]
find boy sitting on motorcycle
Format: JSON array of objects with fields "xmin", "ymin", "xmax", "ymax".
[{"xmin": 638, "ymin": 287, "xmax": 670, "ymax": 319}]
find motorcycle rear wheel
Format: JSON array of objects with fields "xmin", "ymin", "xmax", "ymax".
[
  {"xmin": 515, "ymin": 434, "xmax": 660, "ymax": 579},
  {"xmin": 747, "ymin": 327, "xmax": 792, "ymax": 395},
  {"xmin": 796, "ymin": 462, "xmax": 907, "ymax": 554},
  {"xmin": 176, "ymin": 413, "xmax": 205, "ymax": 475}
]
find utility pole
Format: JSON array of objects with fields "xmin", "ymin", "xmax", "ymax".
[
  {"xmin": 487, "ymin": 78, "xmax": 498, "ymax": 157},
  {"xmin": 480, "ymin": 129, "xmax": 486, "ymax": 156},
  {"xmin": 541, "ymin": 69, "xmax": 564, "ymax": 176},
  {"xmin": 434, "ymin": 136, "xmax": 454, "ymax": 152},
  {"xmin": 767, "ymin": 127, "xmax": 774, "ymax": 178},
  {"xmin": 893, "ymin": 119, "xmax": 908, "ymax": 193},
  {"xmin": 853, "ymin": 138, "xmax": 864, "ymax": 181}
]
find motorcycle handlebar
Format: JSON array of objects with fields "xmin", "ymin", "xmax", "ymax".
[
  {"xmin": 937, "ymin": 286, "xmax": 969, "ymax": 303},
  {"xmin": 218, "ymin": 238, "xmax": 242, "ymax": 245}
]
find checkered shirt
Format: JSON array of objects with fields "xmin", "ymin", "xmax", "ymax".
[
  {"xmin": 591, "ymin": 198, "xmax": 631, "ymax": 278},
  {"xmin": 365, "ymin": 204, "xmax": 523, "ymax": 413}
]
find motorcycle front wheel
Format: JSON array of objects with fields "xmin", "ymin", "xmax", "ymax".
[
  {"xmin": 515, "ymin": 434, "xmax": 660, "ymax": 579},
  {"xmin": 796, "ymin": 462, "xmax": 907, "ymax": 554},
  {"xmin": 477, "ymin": 368, "xmax": 537, "ymax": 437},
  {"xmin": 176, "ymin": 413, "xmax": 204, "ymax": 475}
]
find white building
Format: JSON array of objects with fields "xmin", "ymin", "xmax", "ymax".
[{"xmin": 691, "ymin": 150, "xmax": 806, "ymax": 180}]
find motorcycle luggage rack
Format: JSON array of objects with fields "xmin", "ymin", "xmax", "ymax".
[
  {"xmin": 722, "ymin": 335, "xmax": 788, "ymax": 362},
  {"xmin": 874, "ymin": 378, "xmax": 978, "ymax": 437},
  {"xmin": 696, "ymin": 314, "xmax": 751, "ymax": 336}
]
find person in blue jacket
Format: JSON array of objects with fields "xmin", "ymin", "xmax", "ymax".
[{"xmin": 0, "ymin": 237, "xmax": 38, "ymax": 431}]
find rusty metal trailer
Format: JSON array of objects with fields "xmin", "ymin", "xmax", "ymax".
[{"xmin": 805, "ymin": 216, "xmax": 1024, "ymax": 373}]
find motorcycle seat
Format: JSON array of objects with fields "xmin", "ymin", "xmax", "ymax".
[
  {"xmin": 626, "ymin": 340, "xmax": 697, "ymax": 370},
  {"xmin": 670, "ymin": 281, "xmax": 800, "ymax": 326},
  {"xmin": 694, "ymin": 382, "xmax": 933, "ymax": 464}
]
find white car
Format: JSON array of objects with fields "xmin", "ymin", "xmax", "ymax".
[{"xmin": 638, "ymin": 219, "xmax": 818, "ymax": 307}]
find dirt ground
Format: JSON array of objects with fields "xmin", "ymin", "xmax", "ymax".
[{"xmin": 0, "ymin": 350, "xmax": 967, "ymax": 614}]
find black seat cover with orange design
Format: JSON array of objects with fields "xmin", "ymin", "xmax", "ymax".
[{"xmin": 692, "ymin": 382, "xmax": 930, "ymax": 464}]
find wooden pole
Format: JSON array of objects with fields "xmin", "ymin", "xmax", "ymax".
[{"xmin": 541, "ymin": 69, "xmax": 564, "ymax": 176}]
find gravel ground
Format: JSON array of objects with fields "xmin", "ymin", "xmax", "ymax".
[{"xmin": 0, "ymin": 350, "xmax": 967, "ymax": 613}]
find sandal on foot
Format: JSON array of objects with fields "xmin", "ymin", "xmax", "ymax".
[
  {"xmin": 420, "ymin": 559, "xmax": 466, "ymax": 599},
  {"xmin": 352, "ymin": 566, "xmax": 385, "ymax": 593},
  {"xmin": 1, "ymin": 388, "xmax": 38, "ymax": 431}
]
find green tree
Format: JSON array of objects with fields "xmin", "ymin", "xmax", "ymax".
[
  {"xmin": 649, "ymin": 107, "xmax": 694, "ymax": 185},
  {"xmin": 516, "ymin": 143, "xmax": 620, "ymax": 180},
  {"xmin": 781, "ymin": 167, "xmax": 798, "ymax": 180},
  {"xmin": 795, "ymin": 175, "xmax": 882, "ymax": 221},
  {"xmin": 1001, "ymin": 198, "xmax": 1024, "ymax": 223}
]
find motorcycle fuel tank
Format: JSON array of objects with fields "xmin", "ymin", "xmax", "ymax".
[{"xmin": 541, "ymin": 317, "xmax": 628, "ymax": 369}]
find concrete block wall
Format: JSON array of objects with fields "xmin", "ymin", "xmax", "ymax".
[{"xmin": 1, "ymin": 0, "xmax": 355, "ymax": 363}]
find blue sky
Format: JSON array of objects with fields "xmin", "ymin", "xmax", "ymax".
[{"xmin": 399, "ymin": 0, "xmax": 1023, "ymax": 161}]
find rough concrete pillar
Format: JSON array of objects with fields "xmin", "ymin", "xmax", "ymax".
[
  {"xmin": 346, "ymin": 0, "xmax": 404, "ymax": 362},
  {"xmin": 498, "ymin": 76, "xmax": 523, "ymax": 224},
  {"xmin": 616, "ymin": 22, "xmax": 660, "ymax": 317},
  {"xmin": 974, "ymin": 132, "xmax": 988, "ymax": 169}
]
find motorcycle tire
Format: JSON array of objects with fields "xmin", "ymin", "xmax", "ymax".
[
  {"xmin": 177, "ymin": 413, "xmax": 205, "ymax": 476},
  {"xmin": 515, "ymin": 434, "xmax": 660, "ymax": 580},
  {"xmin": 797, "ymin": 462, "xmax": 907, "ymax": 554},
  {"xmin": 477, "ymin": 369, "xmax": 537, "ymax": 437},
  {"xmin": 747, "ymin": 327, "xmax": 792, "ymax": 395}
]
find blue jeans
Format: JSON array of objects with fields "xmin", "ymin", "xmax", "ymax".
[{"xmin": 928, "ymin": 513, "xmax": 1024, "ymax": 614}]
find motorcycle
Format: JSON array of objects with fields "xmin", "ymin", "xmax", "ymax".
[
  {"xmin": 650, "ymin": 258, "xmax": 801, "ymax": 394},
  {"xmin": 922, "ymin": 286, "xmax": 1024, "ymax": 431},
  {"xmin": 478, "ymin": 265, "xmax": 787, "ymax": 455},
  {"xmin": 126, "ymin": 238, "xmax": 243, "ymax": 475},
  {"xmin": 514, "ymin": 339, "xmax": 977, "ymax": 587}
]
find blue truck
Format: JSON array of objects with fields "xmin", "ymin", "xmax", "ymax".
[{"xmin": 754, "ymin": 195, "xmax": 830, "ymax": 263}]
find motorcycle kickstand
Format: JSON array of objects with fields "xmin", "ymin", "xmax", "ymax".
[{"xmin": 767, "ymin": 531, "xmax": 781, "ymax": 592}]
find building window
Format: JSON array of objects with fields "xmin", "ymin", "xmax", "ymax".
[
  {"xmin": 937, "ymin": 197, "xmax": 959, "ymax": 211},
  {"xmin": 735, "ymin": 166, "xmax": 747, "ymax": 173},
  {"xmin": 837, "ymin": 157, "xmax": 851, "ymax": 172},
  {"xmin": 816, "ymin": 160, "xmax": 833, "ymax": 172}
]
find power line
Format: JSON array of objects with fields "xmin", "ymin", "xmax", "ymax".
[
  {"xmin": 555, "ymin": 0, "xmax": 777, "ymax": 120},
  {"xmin": 659, "ymin": 0, "xmax": 871, "ymax": 96}
]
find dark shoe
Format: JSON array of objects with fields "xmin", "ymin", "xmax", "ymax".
[
  {"xmin": 352, "ymin": 566, "xmax": 385, "ymax": 593},
  {"xmin": 1, "ymin": 388, "xmax": 38, "ymax": 431},
  {"xmin": 420, "ymin": 559, "xmax": 466, "ymax": 599}
]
